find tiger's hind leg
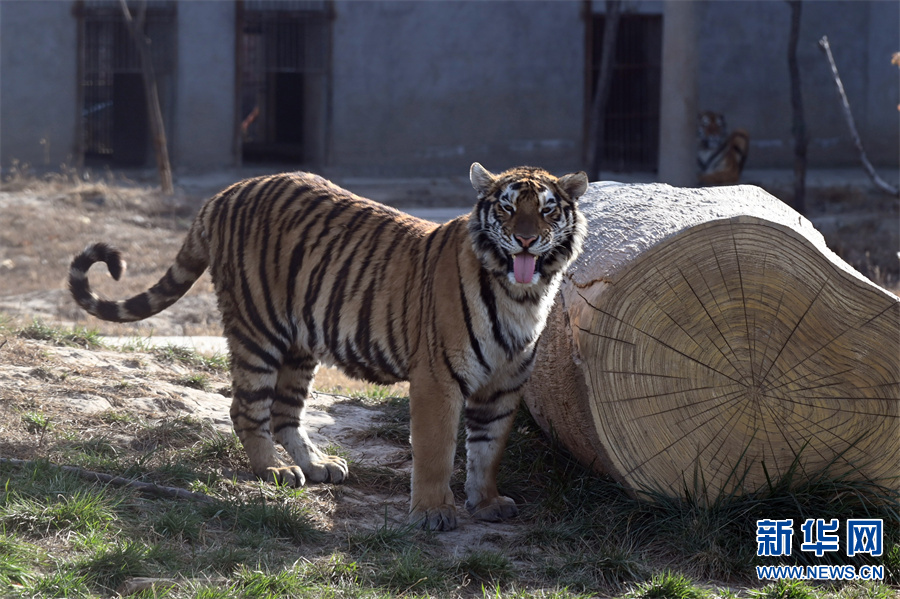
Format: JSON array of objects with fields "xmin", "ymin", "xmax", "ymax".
[
  {"xmin": 228, "ymin": 341, "xmax": 305, "ymax": 487},
  {"xmin": 272, "ymin": 347, "xmax": 348, "ymax": 484}
]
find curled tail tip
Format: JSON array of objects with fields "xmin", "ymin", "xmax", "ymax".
[{"xmin": 70, "ymin": 242, "xmax": 127, "ymax": 281}]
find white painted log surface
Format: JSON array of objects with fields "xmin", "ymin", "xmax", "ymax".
[{"xmin": 524, "ymin": 182, "xmax": 899, "ymax": 497}]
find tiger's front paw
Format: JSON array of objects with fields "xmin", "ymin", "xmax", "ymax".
[
  {"xmin": 409, "ymin": 504, "xmax": 458, "ymax": 531},
  {"xmin": 466, "ymin": 496, "xmax": 518, "ymax": 522},
  {"xmin": 304, "ymin": 455, "xmax": 349, "ymax": 484},
  {"xmin": 263, "ymin": 465, "xmax": 306, "ymax": 488}
]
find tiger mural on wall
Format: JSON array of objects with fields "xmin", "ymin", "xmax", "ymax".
[
  {"xmin": 697, "ymin": 110, "xmax": 750, "ymax": 186},
  {"xmin": 69, "ymin": 163, "xmax": 588, "ymax": 531}
]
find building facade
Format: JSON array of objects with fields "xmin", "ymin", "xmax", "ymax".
[{"xmin": 1, "ymin": 0, "xmax": 897, "ymax": 179}]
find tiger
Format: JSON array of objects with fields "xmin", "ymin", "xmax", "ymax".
[
  {"xmin": 68, "ymin": 163, "xmax": 589, "ymax": 531},
  {"xmin": 697, "ymin": 110, "xmax": 749, "ymax": 186}
]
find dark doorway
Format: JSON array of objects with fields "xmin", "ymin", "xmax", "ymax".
[
  {"xmin": 238, "ymin": 1, "xmax": 331, "ymax": 165},
  {"xmin": 78, "ymin": 1, "xmax": 176, "ymax": 168},
  {"xmin": 586, "ymin": 12, "xmax": 663, "ymax": 172}
]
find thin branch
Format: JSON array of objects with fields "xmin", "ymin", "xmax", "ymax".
[
  {"xmin": 118, "ymin": 0, "xmax": 174, "ymax": 195},
  {"xmin": 0, "ymin": 458, "xmax": 215, "ymax": 503},
  {"xmin": 818, "ymin": 35, "xmax": 899, "ymax": 197}
]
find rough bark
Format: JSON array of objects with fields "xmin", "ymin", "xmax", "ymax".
[{"xmin": 524, "ymin": 182, "xmax": 900, "ymax": 497}]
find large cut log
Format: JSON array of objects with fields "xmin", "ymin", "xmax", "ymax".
[{"xmin": 524, "ymin": 182, "xmax": 899, "ymax": 497}]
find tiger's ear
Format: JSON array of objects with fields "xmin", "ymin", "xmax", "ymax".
[
  {"xmin": 470, "ymin": 162, "xmax": 496, "ymax": 197},
  {"xmin": 558, "ymin": 171, "xmax": 589, "ymax": 201}
]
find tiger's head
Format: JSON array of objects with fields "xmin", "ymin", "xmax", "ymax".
[
  {"xmin": 698, "ymin": 110, "xmax": 728, "ymax": 152},
  {"xmin": 467, "ymin": 163, "xmax": 588, "ymax": 290}
]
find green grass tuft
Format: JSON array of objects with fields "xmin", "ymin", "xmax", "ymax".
[
  {"xmin": 16, "ymin": 319, "xmax": 103, "ymax": 349},
  {"xmin": 370, "ymin": 547, "xmax": 446, "ymax": 593},
  {"xmin": 152, "ymin": 344, "xmax": 229, "ymax": 372},
  {"xmin": 626, "ymin": 571, "xmax": 709, "ymax": 599},
  {"xmin": 232, "ymin": 565, "xmax": 309, "ymax": 598},
  {"xmin": 748, "ymin": 579, "xmax": 819, "ymax": 599},
  {"xmin": 0, "ymin": 488, "xmax": 119, "ymax": 536},
  {"xmin": 453, "ymin": 549, "xmax": 515, "ymax": 585},
  {"xmin": 0, "ymin": 534, "xmax": 34, "ymax": 588},
  {"xmin": 16, "ymin": 568, "xmax": 91, "ymax": 598},
  {"xmin": 75, "ymin": 541, "xmax": 162, "ymax": 592},
  {"xmin": 174, "ymin": 373, "xmax": 211, "ymax": 391},
  {"xmin": 205, "ymin": 497, "xmax": 321, "ymax": 545}
]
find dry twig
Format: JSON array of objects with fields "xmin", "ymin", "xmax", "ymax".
[{"xmin": 818, "ymin": 36, "xmax": 899, "ymax": 197}]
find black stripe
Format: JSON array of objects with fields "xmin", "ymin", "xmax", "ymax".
[
  {"xmin": 123, "ymin": 293, "xmax": 152, "ymax": 317},
  {"xmin": 256, "ymin": 177, "xmax": 295, "ymax": 345},
  {"xmin": 467, "ymin": 435, "xmax": 493, "ymax": 444},
  {"xmin": 70, "ymin": 251, "xmax": 99, "ymax": 276},
  {"xmin": 285, "ymin": 211, "xmax": 324, "ymax": 331},
  {"xmin": 383, "ymin": 298, "xmax": 405, "ymax": 377},
  {"xmin": 417, "ymin": 225, "xmax": 440, "ymax": 329},
  {"xmin": 442, "ymin": 350, "xmax": 471, "ymax": 398},
  {"xmin": 303, "ymin": 204, "xmax": 349, "ymax": 348},
  {"xmin": 477, "ymin": 267, "xmax": 512, "ymax": 356},
  {"xmin": 68, "ymin": 277, "xmax": 91, "ymax": 304},
  {"xmin": 347, "ymin": 218, "xmax": 392, "ymax": 298},
  {"xmin": 270, "ymin": 183, "xmax": 312, "ymax": 279},
  {"xmin": 273, "ymin": 420, "xmax": 301, "ymax": 434},
  {"xmin": 481, "ymin": 380, "xmax": 527, "ymax": 406},
  {"xmin": 465, "ymin": 407, "xmax": 515, "ymax": 427},
  {"xmin": 324, "ymin": 208, "xmax": 377, "ymax": 352},
  {"xmin": 228, "ymin": 327, "xmax": 282, "ymax": 370},
  {"xmin": 342, "ymin": 339, "xmax": 389, "ymax": 384},
  {"xmin": 283, "ymin": 351, "xmax": 316, "ymax": 371},
  {"xmin": 272, "ymin": 392, "xmax": 304, "ymax": 408},
  {"xmin": 97, "ymin": 300, "xmax": 121, "ymax": 321},
  {"xmin": 457, "ymin": 265, "xmax": 489, "ymax": 372},
  {"xmin": 368, "ymin": 340, "xmax": 403, "ymax": 381},
  {"xmin": 233, "ymin": 387, "xmax": 274, "ymax": 404},
  {"xmin": 232, "ymin": 356, "xmax": 276, "ymax": 375}
]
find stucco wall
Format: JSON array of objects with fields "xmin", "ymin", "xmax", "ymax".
[
  {"xmin": 0, "ymin": 1, "xmax": 78, "ymax": 170},
  {"xmin": 328, "ymin": 0, "xmax": 585, "ymax": 176},
  {"xmin": 174, "ymin": 1, "xmax": 236, "ymax": 170},
  {"xmin": 173, "ymin": 2, "xmax": 235, "ymax": 169},
  {"xmin": 0, "ymin": 1, "xmax": 894, "ymax": 176}
]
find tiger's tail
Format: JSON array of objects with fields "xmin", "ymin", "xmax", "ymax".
[{"xmin": 68, "ymin": 220, "xmax": 209, "ymax": 323}]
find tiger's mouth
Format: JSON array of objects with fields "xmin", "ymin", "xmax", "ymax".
[{"xmin": 510, "ymin": 252, "xmax": 540, "ymax": 285}]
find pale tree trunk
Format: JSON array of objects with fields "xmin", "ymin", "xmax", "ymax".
[
  {"xmin": 786, "ymin": 0, "xmax": 807, "ymax": 213},
  {"xmin": 585, "ymin": 0, "xmax": 621, "ymax": 180},
  {"xmin": 524, "ymin": 182, "xmax": 899, "ymax": 498},
  {"xmin": 119, "ymin": 0, "xmax": 174, "ymax": 195}
]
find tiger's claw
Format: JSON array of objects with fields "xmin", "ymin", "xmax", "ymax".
[
  {"xmin": 466, "ymin": 496, "xmax": 518, "ymax": 522},
  {"xmin": 409, "ymin": 504, "xmax": 458, "ymax": 531},
  {"xmin": 263, "ymin": 465, "xmax": 306, "ymax": 488}
]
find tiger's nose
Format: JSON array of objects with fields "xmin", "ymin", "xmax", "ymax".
[{"xmin": 516, "ymin": 235, "xmax": 537, "ymax": 249}]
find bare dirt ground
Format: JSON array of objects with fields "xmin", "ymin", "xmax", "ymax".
[{"xmin": 0, "ymin": 169, "xmax": 897, "ymax": 579}]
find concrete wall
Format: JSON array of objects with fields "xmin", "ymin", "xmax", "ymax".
[
  {"xmin": 0, "ymin": 1, "xmax": 894, "ymax": 176},
  {"xmin": 329, "ymin": 0, "xmax": 585, "ymax": 177},
  {"xmin": 174, "ymin": 1, "xmax": 236, "ymax": 170},
  {"xmin": 696, "ymin": 0, "xmax": 899, "ymax": 169},
  {"xmin": 0, "ymin": 1, "xmax": 78, "ymax": 170}
]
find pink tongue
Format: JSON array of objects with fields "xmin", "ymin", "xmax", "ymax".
[{"xmin": 513, "ymin": 253, "xmax": 536, "ymax": 284}]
